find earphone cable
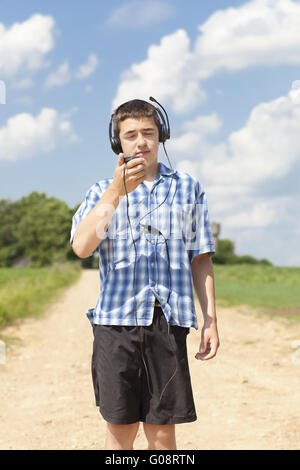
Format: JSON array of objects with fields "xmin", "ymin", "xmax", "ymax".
[
  {"xmin": 123, "ymin": 164, "xmax": 154, "ymax": 397},
  {"xmin": 138, "ymin": 144, "xmax": 175, "ymax": 228}
]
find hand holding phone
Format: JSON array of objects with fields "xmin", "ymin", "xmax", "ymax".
[
  {"xmin": 111, "ymin": 153, "xmax": 146, "ymax": 196},
  {"xmin": 123, "ymin": 156, "xmax": 139, "ymax": 163}
]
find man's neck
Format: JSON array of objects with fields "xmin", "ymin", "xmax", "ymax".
[{"xmin": 144, "ymin": 161, "xmax": 159, "ymax": 182}]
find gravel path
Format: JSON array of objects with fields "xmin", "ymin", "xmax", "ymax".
[{"xmin": 0, "ymin": 269, "xmax": 299, "ymax": 450}]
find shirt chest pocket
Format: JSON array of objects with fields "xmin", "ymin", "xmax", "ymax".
[
  {"xmin": 111, "ymin": 205, "xmax": 141, "ymax": 269},
  {"xmin": 112, "ymin": 228, "xmax": 132, "ymax": 270}
]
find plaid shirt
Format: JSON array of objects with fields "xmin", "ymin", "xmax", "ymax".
[{"xmin": 70, "ymin": 162, "xmax": 215, "ymax": 330}]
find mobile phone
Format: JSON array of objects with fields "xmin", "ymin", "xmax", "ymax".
[{"xmin": 124, "ymin": 156, "xmax": 138, "ymax": 163}]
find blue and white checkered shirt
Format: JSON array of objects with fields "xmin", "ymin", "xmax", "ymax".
[{"xmin": 70, "ymin": 162, "xmax": 215, "ymax": 330}]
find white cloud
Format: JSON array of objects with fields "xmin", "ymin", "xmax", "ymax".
[
  {"xmin": 113, "ymin": 0, "xmax": 300, "ymax": 113},
  {"xmin": 222, "ymin": 199, "xmax": 278, "ymax": 229},
  {"xmin": 168, "ymin": 113, "xmax": 222, "ymax": 154},
  {"xmin": 75, "ymin": 53, "xmax": 99, "ymax": 79},
  {"xmin": 206, "ymin": 92, "xmax": 300, "ymax": 187},
  {"xmin": 14, "ymin": 96, "xmax": 33, "ymax": 106},
  {"xmin": 112, "ymin": 29, "xmax": 206, "ymax": 113},
  {"xmin": 0, "ymin": 14, "xmax": 98, "ymax": 91},
  {"xmin": 44, "ymin": 53, "xmax": 99, "ymax": 88},
  {"xmin": 0, "ymin": 14, "xmax": 55, "ymax": 78},
  {"xmin": 290, "ymin": 80, "xmax": 300, "ymax": 105},
  {"xmin": 106, "ymin": 0, "xmax": 174, "ymax": 29},
  {"xmin": 170, "ymin": 85, "xmax": 300, "ymax": 234},
  {"xmin": 174, "ymin": 88, "xmax": 300, "ymax": 185},
  {"xmin": 11, "ymin": 78, "xmax": 34, "ymax": 89},
  {"xmin": 0, "ymin": 108, "xmax": 79, "ymax": 162},
  {"xmin": 44, "ymin": 60, "xmax": 71, "ymax": 89},
  {"xmin": 195, "ymin": 0, "xmax": 300, "ymax": 79}
]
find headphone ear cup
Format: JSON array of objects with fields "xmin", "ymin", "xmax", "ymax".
[
  {"xmin": 111, "ymin": 137, "xmax": 123, "ymax": 155},
  {"xmin": 109, "ymin": 116, "xmax": 123, "ymax": 154},
  {"xmin": 159, "ymin": 123, "xmax": 168, "ymax": 143},
  {"xmin": 158, "ymin": 124, "xmax": 163, "ymax": 143},
  {"xmin": 154, "ymin": 106, "xmax": 169, "ymax": 143}
]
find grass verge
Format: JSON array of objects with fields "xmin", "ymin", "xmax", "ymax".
[
  {"xmin": 212, "ymin": 264, "xmax": 300, "ymax": 323},
  {"xmin": 0, "ymin": 261, "xmax": 82, "ymax": 333}
]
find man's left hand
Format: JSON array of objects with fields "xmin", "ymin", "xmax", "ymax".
[{"xmin": 195, "ymin": 321, "xmax": 220, "ymax": 361}]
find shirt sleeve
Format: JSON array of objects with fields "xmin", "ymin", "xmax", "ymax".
[
  {"xmin": 186, "ymin": 181, "xmax": 215, "ymax": 264},
  {"xmin": 70, "ymin": 183, "xmax": 103, "ymax": 256}
]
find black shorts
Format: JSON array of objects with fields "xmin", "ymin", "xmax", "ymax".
[{"xmin": 91, "ymin": 306, "xmax": 197, "ymax": 425}]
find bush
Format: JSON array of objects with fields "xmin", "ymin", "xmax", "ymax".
[
  {"xmin": 0, "ymin": 192, "xmax": 81, "ymax": 268},
  {"xmin": 212, "ymin": 238, "xmax": 272, "ymax": 266}
]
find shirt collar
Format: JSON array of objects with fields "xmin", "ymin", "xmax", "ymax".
[
  {"xmin": 129, "ymin": 160, "xmax": 177, "ymax": 203},
  {"xmin": 155, "ymin": 161, "xmax": 177, "ymax": 179}
]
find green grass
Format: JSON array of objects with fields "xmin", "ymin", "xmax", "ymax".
[
  {"xmin": 212, "ymin": 264, "xmax": 300, "ymax": 321},
  {"xmin": 0, "ymin": 261, "xmax": 82, "ymax": 331}
]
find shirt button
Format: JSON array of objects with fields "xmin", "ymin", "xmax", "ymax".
[
  {"xmin": 151, "ymin": 240, "xmax": 155, "ymax": 244},
  {"xmin": 151, "ymin": 262, "xmax": 154, "ymax": 267}
]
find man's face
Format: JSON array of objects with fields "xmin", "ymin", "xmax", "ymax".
[{"xmin": 119, "ymin": 116, "xmax": 160, "ymax": 168}]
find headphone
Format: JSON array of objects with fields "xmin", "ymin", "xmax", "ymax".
[
  {"xmin": 109, "ymin": 96, "xmax": 170, "ymax": 155},
  {"xmin": 108, "ymin": 97, "xmax": 177, "ymax": 401}
]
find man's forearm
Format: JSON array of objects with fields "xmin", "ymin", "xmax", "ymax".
[
  {"xmin": 191, "ymin": 253, "xmax": 217, "ymax": 325},
  {"xmin": 72, "ymin": 184, "xmax": 124, "ymax": 258}
]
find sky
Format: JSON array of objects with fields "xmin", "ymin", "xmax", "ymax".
[{"xmin": 1, "ymin": 0, "xmax": 300, "ymax": 267}]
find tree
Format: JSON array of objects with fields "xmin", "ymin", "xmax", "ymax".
[
  {"xmin": 212, "ymin": 239, "xmax": 237, "ymax": 264},
  {"xmin": 0, "ymin": 192, "xmax": 79, "ymax": 267},
  {"xmin": 0, "ymin": 199, "xmax": 24, "ymax": 267},
  {"xmin": 212, "ymin": 238, "xmax": 272, "ymax": 265}
]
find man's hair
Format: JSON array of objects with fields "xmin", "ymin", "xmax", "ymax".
[{"xmin": 112, "ymin": 99, "xmax": 161, "ymax": 138}]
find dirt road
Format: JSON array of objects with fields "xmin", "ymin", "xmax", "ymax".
[{"xmin": 0, "ymin": 269, "xmax": 299, "ymax": 450}]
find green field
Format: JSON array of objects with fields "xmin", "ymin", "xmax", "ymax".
[
  {"xmin": 0, "ymin": 263, "xmax": 299, "ymax": 333},
  {"xmin": 0, "ymin": 261, "xmax": 82, "ymax": 331},
  {"xmin": 212, "ymin": 264, "xmax": 300, "ymax": 322}
]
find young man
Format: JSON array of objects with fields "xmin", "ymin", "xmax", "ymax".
[{"xmin": 70, "ymin": 99, "xmax": 219, "ymax": 450}]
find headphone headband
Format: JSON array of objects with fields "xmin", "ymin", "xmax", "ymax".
[{"xmin": 109, "ymin": 97, "xmax": 170, "ymax": 155}]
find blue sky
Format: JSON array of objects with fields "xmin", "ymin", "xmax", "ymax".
[{"xmin": 1, "ymin": 0, "xmax": 300, "ymax": 266}]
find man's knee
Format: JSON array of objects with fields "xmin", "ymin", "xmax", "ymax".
[
  {"xmin": 106, "ymin": 422, "xmax": 140, "ymax": 450},
  {"xmin": 143, "ymin": 423, "xmax": 176, "ymax": 450}
]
